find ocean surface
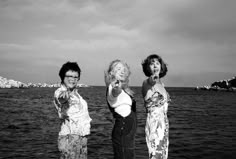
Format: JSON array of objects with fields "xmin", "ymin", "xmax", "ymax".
[{"xmin": 0, "ymin": 86, "xmax": 235, "ymax": 159}]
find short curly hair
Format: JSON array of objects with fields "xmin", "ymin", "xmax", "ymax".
[
  {"xmin": 59, "ymin": 61, "xmax": 81, "ymax": 83},
  {"xmin": 142, "ymin": 54, "xmax": 168, "ymax": 78}
]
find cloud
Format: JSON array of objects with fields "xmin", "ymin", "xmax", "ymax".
[
  {"xmin": 0, "ymin": 0, "xmax": 236, "ymax": 86},
  {"xmin": 161, "ymin": 0, "xmax": 236, "ymax": 44},
  {"xmin": 0, "ymin": 43, "xmax": 32, "ymax": 50}
]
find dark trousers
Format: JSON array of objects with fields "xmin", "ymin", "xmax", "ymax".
[{"xmin": 112, "ymin": 111, "xmax": 137, "ymax": 159}]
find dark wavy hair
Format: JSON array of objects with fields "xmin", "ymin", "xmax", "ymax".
[
  {"xmin": 59, "ymin": 61, "xmax": 81, "ymax": 83},
  {"xmin": 142, "ymin": 54, "xmax": 168, "ymax": 78}
]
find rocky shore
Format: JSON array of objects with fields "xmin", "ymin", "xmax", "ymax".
[
  {"xmin": 0, "ymin": 76, "xmax": 88, "ymax": 88},
  {"xmin": 195, "ymin": 76, "xmax": 236, "ymax": 92}
]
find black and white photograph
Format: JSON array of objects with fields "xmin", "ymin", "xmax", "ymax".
[{"xmin": 0, "ymin": 0, "xmax": 235, "ymax": 158}]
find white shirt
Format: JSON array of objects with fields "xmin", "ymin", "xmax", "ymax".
[{"xmin": 107, "ymin": 84, "xmax": 132, "ymax": 117}]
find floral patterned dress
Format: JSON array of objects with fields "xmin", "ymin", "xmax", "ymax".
[{"xmin": 144, "ymin": 85, "xmax": 170, "ymax": 159}]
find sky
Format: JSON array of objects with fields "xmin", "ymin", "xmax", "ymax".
[{"xmin": 0, "ymin": 0, "xmax": 235, "ymax": 87}]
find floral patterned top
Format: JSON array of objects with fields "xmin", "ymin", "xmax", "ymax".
[{"xmin": 54, "ymin": 84, "xmax": 92, "ymax": 136}]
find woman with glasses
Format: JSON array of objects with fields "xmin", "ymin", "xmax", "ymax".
[{"xmin": 54, "ymin": 61, "xmax": 92, "ymax": 159}]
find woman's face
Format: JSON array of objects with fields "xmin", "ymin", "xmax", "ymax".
[
  {"xmin": 112, "ymin": 63, "xmax": 127, "ymax": 80},
  {"xmin": 63, "ymin": 70, "xmax": 79, "ymax": 90},
  {"xmin": 149, "ymin": 58, "xmax": 161, "ymax": 76},
  {"xmin": 111, "ymin": 62, "xmax": 129, "ymax": 87}
]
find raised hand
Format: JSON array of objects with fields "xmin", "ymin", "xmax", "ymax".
[{"xmin": 111, "ymin": 80, "xmax": 122, "ymax": 97}]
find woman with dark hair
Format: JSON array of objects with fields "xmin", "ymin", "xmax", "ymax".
[
  {"xmin": 54, "ymin": 61, "xmax": 92, "ymax": 159},
  {"xmin": 141, "ymin": 54, "xmax": 170, "ymax": 159}
]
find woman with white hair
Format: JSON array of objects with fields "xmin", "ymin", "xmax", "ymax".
[{"xmin": 105, "ymin": 59, "xmax": 137, "ymax": 159}]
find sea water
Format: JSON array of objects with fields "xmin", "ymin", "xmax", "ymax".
[{"xmin": 0, "ymin": 87, "xmax": 235, "ymax": 159}]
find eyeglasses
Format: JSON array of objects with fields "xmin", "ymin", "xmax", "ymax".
[{"xmin": 65, "ymin": 75, "xmax": 80, "ymax": 80}]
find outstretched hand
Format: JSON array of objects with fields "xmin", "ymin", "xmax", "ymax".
[
  {"xmin": 149, "ymin": 74, "xmax": 159, "ymax": 86},
  {"xmin": 60, "ymin": 113, "xmax": 69, "ymax": 124},
  {"xmin": 111, "ymin": 80, "xmax": 122, "ymax": 97},
  {"xmin": 111, "ymin": 78, "xmax": 122, "ymax": 88},
  {"xmin": 58, "ymin": 91, "xmax": 71, "ymax": 106},
  {"xmin": 59, "ymin": 91, "xmax": 69, "ymax": 100}
]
